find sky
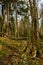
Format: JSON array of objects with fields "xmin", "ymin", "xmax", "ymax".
[
  {"xmin": 37, "ymin": 0, "xmax": 43, "ymax": 27},
  {"xmin": 38, "ymin": 0, "xmax": 43, "ymax": 10},
  {"xmin": 0, "ymin": 4, "xmax": 2, "ymax": 16}
]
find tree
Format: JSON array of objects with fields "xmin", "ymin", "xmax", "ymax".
[
  {"xmin": 29, "ymin": 0, "xmax": 39, "ymax": 42},
  {"xmin": 0, "ymin": 16, "xmax": 3, "ymax": 36},
  {"xmin": 40, "ymin": 5, "xmax": 43, "ymax": 36},
  {"xmin": 25, "ymin": 0, "xmax": 43, "ymax": 58},
  {"xmin": 9, "ymin": 16, "xmax": 15, "ymax": 37},
  {"xmin": 19, "ymin": 15, "xmax": 30, "ymax": 38}
]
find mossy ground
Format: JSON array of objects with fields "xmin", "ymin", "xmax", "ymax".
[{"xmin": 0, "ymin": 37, "xmax": 43, "ymax": 65}]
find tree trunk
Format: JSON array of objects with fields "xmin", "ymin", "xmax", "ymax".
[
  {"xmin": 15, "ymin": 3, "xmax": 19, "ymax": 38},
  {"xmin": 29, "ymin": 0, "xmax": 39, "ymax": 42}
]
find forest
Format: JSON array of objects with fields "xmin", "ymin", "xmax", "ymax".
[{"xmin": 0, "ymin": 0, "xmax": 43, "ymax": 65}]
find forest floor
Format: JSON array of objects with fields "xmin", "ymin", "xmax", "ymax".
[{"xmin": 0, "ymin": 37, "xmax": 43, "ymax": 65}]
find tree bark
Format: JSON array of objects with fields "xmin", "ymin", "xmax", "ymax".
[{"xmin": 29, "ymin": 0, "xmax": 39, "ymax": 42}]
